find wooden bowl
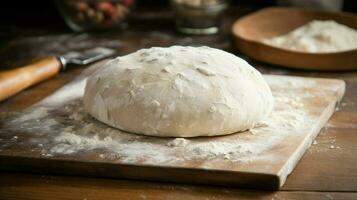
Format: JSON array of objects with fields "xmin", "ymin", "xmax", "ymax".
[{"xmin": 232, "ymin": 7, "xmax": 357, "ymax": 71}]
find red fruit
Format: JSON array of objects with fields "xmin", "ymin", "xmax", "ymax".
[
  {"xmin": 123, "ymin": 0, "xmax": 134, "ymax": 7},
  {"xmin": 74, "ymin": 2, "xmax": 88, "ymax": 11},
  {"xmin": 98, "ymin": 2, "xmax": 116, "ymax": 15}
]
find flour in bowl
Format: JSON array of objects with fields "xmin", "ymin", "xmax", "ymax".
[{"xmin": 263, "ymin": 20, "xmax": 357, "ymax": 53}]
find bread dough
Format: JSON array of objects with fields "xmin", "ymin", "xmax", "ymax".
[{"xmin": 83, "ymin": 46, "xmax": 273, "ymax": 137}]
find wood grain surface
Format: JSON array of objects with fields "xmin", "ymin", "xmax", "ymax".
[
  {"xmin": 0, "ymin": 71, "xmax": 345, "ymax": 190},
  {"xmin": 1, "ymin": 172, "xmax": 357, "ymax": 200},
  {"xmin": 1, "ymin": 6, "xmax": 357, "ymax": 200}
]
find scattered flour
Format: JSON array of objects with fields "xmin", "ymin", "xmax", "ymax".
[
  {"xmin": 167, "ymin": 138, "xmax": 189, "ymax": 147},
  {"xmin": 310, "ymin": 134, "xmax": 342, "ymax": 153},
  {"xmin": 16, "ymin": 107, "xmax": 48, "ymax": 122},
  {"xmin": 264, "ymin": 20, "xmax": 357, "ymax": 53},
  {"xmin": 0, "ymin": 74, "xmax": 327, "ymax": 166},
  {"xmin": 69, "ymin": 111, "xmax": 85, "ymax": 121}
]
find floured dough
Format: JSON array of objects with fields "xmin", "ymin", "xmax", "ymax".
[{"xmin": 83, "ymin": 46, "xmax": 273, "ymax": 137}]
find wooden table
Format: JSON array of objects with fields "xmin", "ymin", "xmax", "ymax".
[{"xmin": 1, "ymin": 7, "xmax": 357, "ymax": 200}]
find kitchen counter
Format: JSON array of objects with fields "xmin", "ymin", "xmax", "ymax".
[{"xmin": 1, "ymin": 7, "xmax": 357, "ymax": 200}]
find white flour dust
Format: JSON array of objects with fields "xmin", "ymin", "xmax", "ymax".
[
  {"xmin": 264, "ymin": 20, "xmax": 357, "ymax": 53},
  {"xmin": 0, "ymin": 75, "xmax": 316, "ymax": 166}
]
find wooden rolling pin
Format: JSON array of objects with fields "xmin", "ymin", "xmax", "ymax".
[
  {"xmin": 0, "ymin": 47, "xmax": 115, "ymax": 102},
  {"xmin": 0, "ymin": 57, "xmax": 61, "ymax": 101}
]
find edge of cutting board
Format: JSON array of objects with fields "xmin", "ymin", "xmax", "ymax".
[
  {"xmin": 0, "ymin": 155, "xmax": 280, "ymax": 189},
  {"xmin": 274, "ymin": 76, "xmax": 346, "ymax": 186},
  {"xmin": 276, "ymin": 96, "xmax": 342, "ymax": 186}
]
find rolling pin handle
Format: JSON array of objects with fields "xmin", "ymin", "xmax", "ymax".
[{"xmin": 0, "ymin": 56, "xmax": 63, "ymax": 101}]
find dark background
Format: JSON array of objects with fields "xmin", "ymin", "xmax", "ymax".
[{"xmin": 0, "ymin": 0, "xmax": 355, "ymax": 30}]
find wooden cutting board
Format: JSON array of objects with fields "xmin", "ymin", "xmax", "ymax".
[{"xmin": 0, "ymin": 65, "xmax": 345, "ymax": 189}]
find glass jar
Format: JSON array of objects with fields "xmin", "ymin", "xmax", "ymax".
[
  {"xmin": 171, "ymin": 0, "xmax": 228, "ymax": 35},
  {"xmin": 56, "ymin": 0, "xmax": 135, "ymax": 31}
]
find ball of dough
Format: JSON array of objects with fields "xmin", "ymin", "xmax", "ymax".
[{"xmin": 83, "ymin": 46, "xmax": 273, "ymax": 137}]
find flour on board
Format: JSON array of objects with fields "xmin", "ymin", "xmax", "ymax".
[{"xmin": 0, "ymin": 75, "xmax": 316, "ymax": 166}]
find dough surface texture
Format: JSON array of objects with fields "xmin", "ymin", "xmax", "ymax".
[{"xmin": 83, "ymin": 46, "xmax": 273, "ymax": 137}]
